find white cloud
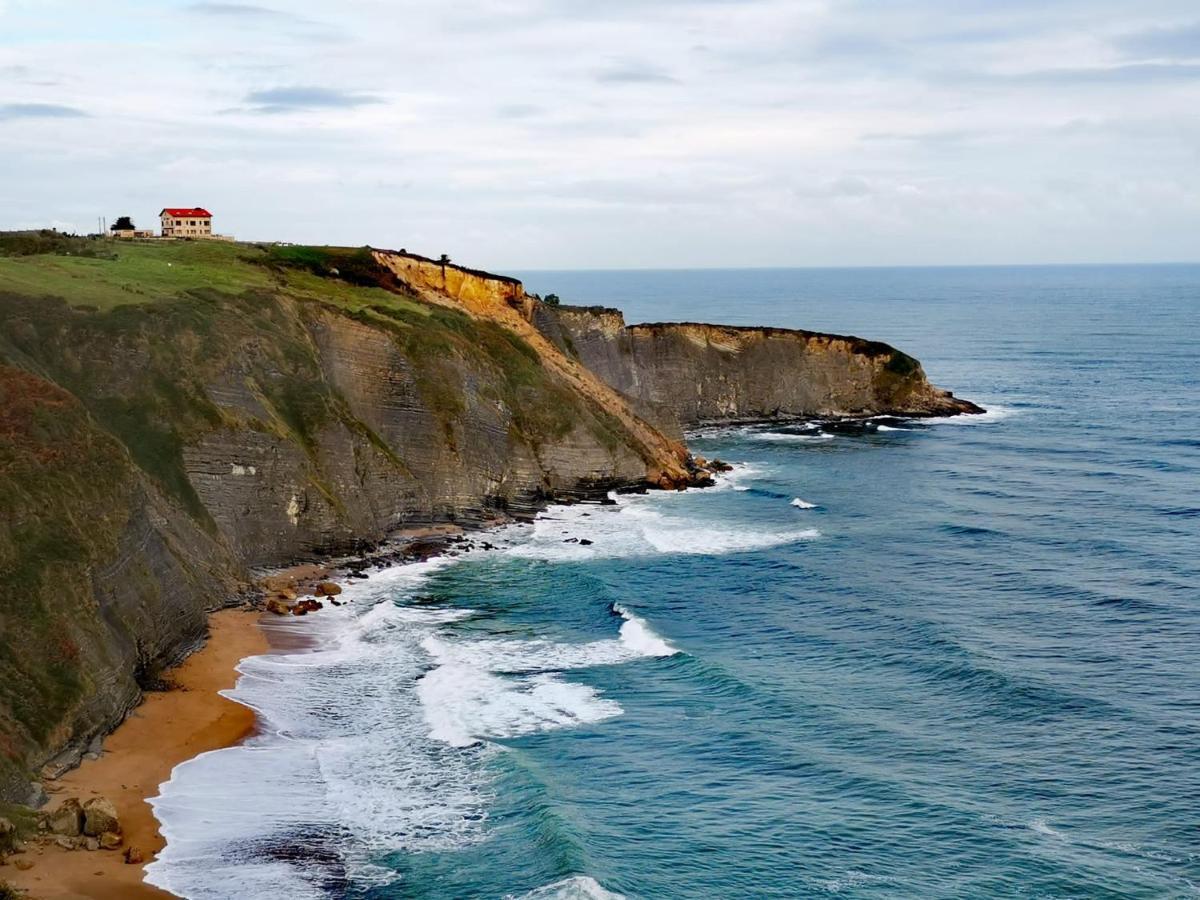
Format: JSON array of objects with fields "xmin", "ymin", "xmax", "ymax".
[{"xmin": 0, "ymin": 0, "xmax": 1197, "ymax": 266}]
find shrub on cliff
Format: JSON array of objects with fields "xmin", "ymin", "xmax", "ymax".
[
  {"xmin": 884, "ymin": 350, "xmax": 919, "ymax": 377},
  {"xmin": 262, "ymin": 243, "xmax": 412, "ymax": 293},
  {"xmin": 0, "ymin": 230, "xmax": 114, "ymax": 260}
]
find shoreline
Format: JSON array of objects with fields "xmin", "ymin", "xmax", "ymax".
[
  {"xmin": 3, "ymin": 515, "xmax": 636, "ymax": 899},
  {"xmin": 3, "ymin": 524, "xmax": 476, "ymax": 900},
  {"xmin": 5, "ymin": 609, "xmax": 270, "ymax": 900}
]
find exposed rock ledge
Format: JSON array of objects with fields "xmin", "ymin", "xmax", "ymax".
[
  {"xmin": 534, "ymin": 304, "xmax": 982, "ymax": 434},
  {"xmin": 374, "ymin": 251, "xmax": 982, "ymax": 437}
]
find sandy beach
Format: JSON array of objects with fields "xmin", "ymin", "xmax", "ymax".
[
  {"xmin": 5, "ymin": 609, "xmax": 270, "ymax": 900},
  {"xmin": 4, "ymin": 533, "xmax": 454, "ymax": 899}
]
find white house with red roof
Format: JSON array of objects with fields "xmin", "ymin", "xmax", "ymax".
[{"xmin": 160, "ymin": 207, "xmax": 213, "ymax": 239}]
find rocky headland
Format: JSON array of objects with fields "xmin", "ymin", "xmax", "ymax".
[{"xmin": 0, "ymin": 232, "xmax": 980, "ymax": 818}]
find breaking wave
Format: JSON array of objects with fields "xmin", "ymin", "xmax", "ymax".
[
  {"xmin": 500, "ymin": 491, "xmax": 818, "ymax": 562},
  {"xmin": 511, "ymin": 875, "xmax": 626, "ymax": 899},
  {"xmin": 924, "ymin": 404, "xmax": 1016, "ymax": 425},
  {"xmin": 751, "ymin": 430, "xmax": 835, "ymax": 442},
  {"xmin": 417, "ymin": 603, "xmax": 676, "ymax": 749}
]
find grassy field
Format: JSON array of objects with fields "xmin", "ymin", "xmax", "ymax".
[
  {"xmin": 0, "ymin": 234, "xmax": 432, "ymax": 317},
  {"xmin": 0, "ymin": 238, "xmax": 275, "ymax": 309}
]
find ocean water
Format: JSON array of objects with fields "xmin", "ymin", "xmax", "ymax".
[{"xmin": 147, "ymin": 265, "xmax": 1200, "ymax": 899}]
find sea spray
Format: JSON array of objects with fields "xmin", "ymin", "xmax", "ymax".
[
  {"xmin": 613, "ymin": 603, "xmax": 677, "ymax": 657},
  {"xmin": 512, "ymin": 875, "xmax": 627, "ymax": 899}
]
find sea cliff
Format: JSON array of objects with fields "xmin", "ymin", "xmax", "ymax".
[
  {"xmin": 0, "ymin": 233, "xmax": 979, "ymax": 802},
  {"xmin": 534, "ymin": 304, "xmax": 981, "ymax": 435}
]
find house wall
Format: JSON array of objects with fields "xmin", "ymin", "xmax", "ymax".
[{"xmin": 161, "ymin": 216, "xmax": 213, "ymax": 238}]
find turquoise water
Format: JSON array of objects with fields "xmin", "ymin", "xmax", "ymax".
[{"xmin": 149, "ymin": 266, "xmax": 1200, "ymax": 899}]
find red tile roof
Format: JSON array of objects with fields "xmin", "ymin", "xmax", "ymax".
[{"xmin": 160, "ymin": 207, "xmax": 212, "ymax": 218}]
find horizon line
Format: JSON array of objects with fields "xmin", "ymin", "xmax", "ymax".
[{"xmin": 507, "ymin": 260, "xmax": 1200, "ymax": 273}]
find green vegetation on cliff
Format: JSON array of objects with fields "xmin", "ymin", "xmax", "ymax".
[
  {"xmin": 0, "ymin": 234, "xmax": 272, "ymax": 309},
  {"xmin": 0, "ymin": 367, "xmax": 143, "ymax": 792}
]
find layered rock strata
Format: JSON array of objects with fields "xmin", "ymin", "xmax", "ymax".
[{"xmin": 534, "ymin": 304, "xmax": 981, "ymax": 434}]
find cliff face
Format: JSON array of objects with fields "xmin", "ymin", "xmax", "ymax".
[
  {"xmin": 372, "ymin": 251, "xmax": 694, "ymax": 487},
  {"xmin": 0, "ymin": 365, "xmax": 237, "ymax": 800},
  {"xmin": 372, "ymin": 251, "xmax": 529, "ymax": 313},
  {"xmin": 0, "ymin": 235, "xmax": 979, "ymax": 800},
  {"xmin": 535, "ymin": 304, "xmax": 981, "ymax": 432}
]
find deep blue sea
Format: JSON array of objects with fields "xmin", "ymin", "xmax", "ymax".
[{"xmin": 149, "ymin": 266, "xmax": 1200, "ymax": 899}]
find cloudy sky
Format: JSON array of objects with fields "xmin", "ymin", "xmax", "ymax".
[{"xmin": 1, "ymin": 0, "xmax": 1198, "ymax": 268}]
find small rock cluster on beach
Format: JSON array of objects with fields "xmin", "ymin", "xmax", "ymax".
[
  {"xmin": 261, "ymin": 572, "xmax": 345, "ymax": 617},
  {"xmin": 254, "ymin": 527, "xmax": 513, "ymax": 618},
  {"xmin": 0, "ymin": 795, "xmax": 145, "ymax": 875}
]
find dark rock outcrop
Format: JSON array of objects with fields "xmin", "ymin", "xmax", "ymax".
[{"xmin": 0, "ymin": 816, "xmax": 16, "ymax": 853}]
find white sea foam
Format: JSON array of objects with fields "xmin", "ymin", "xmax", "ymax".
[
  {"xmin": 627, "ymin": 505, "xmax": 819, "ymax": 555},
  {"xmin": 419, "ymin": 660, "xmax": 623, "ymax": 749},
  {"xmin": 499, "ymin": 492, "xmax": 818, "ymax": 562},
  {"xmin": 750, "ymin": 430, "xmax": 834, "ymax": 442},
  {"xmin": 710, "ymin": 460, "xmax": 766, "ymax": 491},
  {"xmin": 512, "ymin": 875, "xmax": 626, "ymax": 899},
  {"xmin": 417, "ymin": 604, "xmax": 677, "ymax": 748},
  {"xmin": 790, "ymin": 497, "xmax": 817, "ymax": 509},
  {"xmin": 926, "ymin": 403, "xmax": 1016, "ymax": 425},
  {"xmin": 147, "ymin": 560, "xmax": 493, "ymax": 897},
  {"xmin": 823, "ymin": 870, "xmax": 895, "ymax": 892},
  {"xmin": 148, "ymin": 507, "xmax": 692, "ymax": 897},
  {"xmin": 1029, "ymin": 818, "xmax": 1068, "ymax": 840}
]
